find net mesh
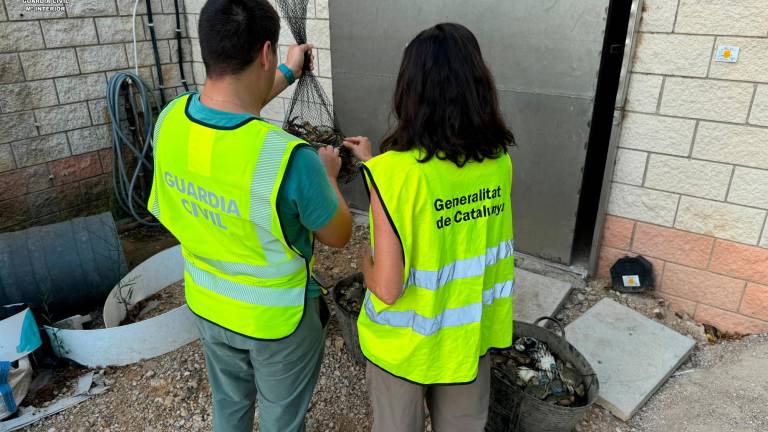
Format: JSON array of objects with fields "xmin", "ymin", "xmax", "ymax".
[{"xmin": 274, "ymin": 0, "xmax": 356, "ymax": 183}]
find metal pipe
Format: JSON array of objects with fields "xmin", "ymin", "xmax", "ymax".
[
  {"xmin": 145, "ymin": 0, "xmax": 166, "ymax": 106},
  {"xmin": 173, "ymin": 0, "xmax": 189, "ymax": 92}
]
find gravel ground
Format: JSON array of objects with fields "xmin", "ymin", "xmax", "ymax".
[
  {"xmin": 14, "ymin": 222, "xmax": 764, "ymax": 431},
  {"xmin": 20, "ymin": 224, "xmax": 373, "ymax": 432},
  {"xmin": 629, "ymin": 333, "xmax": 768, "ymax": 432}
]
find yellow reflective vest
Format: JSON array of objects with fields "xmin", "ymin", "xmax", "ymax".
[
  {"xmin": 147, "ymin": 94, "xmax": 313, "ymax": 339},
  {"xmin": 358, "ymin": 148, "xmax": 515, "ymax": 384}
]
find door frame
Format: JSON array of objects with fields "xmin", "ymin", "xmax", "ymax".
[{"xmin": 586, "ymin": 0, "xmax": 645, "ymax": 275}]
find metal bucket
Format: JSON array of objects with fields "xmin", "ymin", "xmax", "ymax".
[
  {"xmin": 332, "ymin": 272, "xmax": 366, "ymax": 364},
  {"xmin": 486, "ymin": 318, "xmax": 599, "ymax": 432}
]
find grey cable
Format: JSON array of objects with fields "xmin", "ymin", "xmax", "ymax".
[{"xmin": 107, "ymin": 71, "xmax": 160, "ymax": 226}]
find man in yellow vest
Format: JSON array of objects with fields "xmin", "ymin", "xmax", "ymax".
[{"xmin": 147, "ymin": 1, "xmax": 352, "ymax": 430}]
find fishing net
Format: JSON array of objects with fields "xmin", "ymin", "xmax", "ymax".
[{"xmin": 274, "ymin": 0, "xmax": 356, "ymax": 183}]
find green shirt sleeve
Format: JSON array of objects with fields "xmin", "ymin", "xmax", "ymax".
[
  {"xmin": 276, "ymin": 146, "xmax": 338, "ymax": 297},
  {"xmin": 278, "ymin": 146, "xmax": 339, "ymax": 234}
]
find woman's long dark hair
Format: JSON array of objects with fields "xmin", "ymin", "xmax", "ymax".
[{"xmin": 381, "ymin": 23, "xmax": 515, "ymax": 167}]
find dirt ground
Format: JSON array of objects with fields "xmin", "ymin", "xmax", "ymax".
[
  {"xmin": 119, "ymin": 223, "xmax": 178, "ymax": 270},
  {"xmin": 13, "ymin": 222, "xmax": 768, "ymax": 431}
]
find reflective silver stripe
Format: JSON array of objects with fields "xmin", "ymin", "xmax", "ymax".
[
  {"xmin": 187, "ymin": 251, "xmax": 305, "ymax": 280},
  {"xmin": 364, "ymin": 279, "xmax": 514, "ymax": 336},
  {"xmin": 150, "ymin": 192, "xmax": 160, "ymax": 218},
  {"xmin": 406, "ymin": 240, "xmax": 514, "ymax": 291},
  {"xmin": 249, "ymin": 130, "xmax": 296, "ymax": 261},
  {"xmin": 149, "ymin": 97, "xmax": 185, "ymax": 218},
  {"xmin": 185, "ymin": 260, "xmax": 304, "ymax": 306},
  {"xmin": 481, "ymin": 279, "xmax": 515, "ymax": 305},
  {"xmin": 153, "ymin": 95, "xmax": 183, "ymax": 149}
]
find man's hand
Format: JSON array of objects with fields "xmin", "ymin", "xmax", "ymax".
[
  {"xmin": 314, "ymin": 144, "xmax": 352, "ymax": 249},
  {"xmin": 267, "ymin": 44, "xmax": 315, "ymax": 103},
  {"xmin": 318, "ymin": 145, "xmax": 341, "ymax": 179},
  {"xmin": 285, "ymin": 44, "xmax": 315, "ymax": 79},
  {"xmin": 342, "ymin": 136, "xmax": 373, "ymax": 162}
]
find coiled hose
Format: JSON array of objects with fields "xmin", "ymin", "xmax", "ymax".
[{"xmin": 107, "ymin": 72, "xmax": 160, "ymax": 226}]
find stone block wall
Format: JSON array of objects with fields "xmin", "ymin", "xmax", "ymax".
[
  {"xmin": 183, "ymin": 0, "xmax": 333, "ymax": 126},
  {"xmin": 600, "ymin": 0, "xmax": 768, "ymax": 334},
  {"xmin": 0, "ymin": 0, "xmax": 193, "ymax": 231},
  {"xmin": 0, "ymin": 0, "xmax": 329, "ymax": 231}
]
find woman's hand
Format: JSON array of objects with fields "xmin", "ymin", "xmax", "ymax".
[
  {"xmin": 342, "ymin": 136, "xmax": 373, "ymax": 162},
  {"xmin": 317, "ymin": 145, "xmax": 341, "ymax": 179}
]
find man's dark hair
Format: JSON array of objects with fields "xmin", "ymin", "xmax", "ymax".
[
  {"xmin": 381, "ymin": 23, "xmax": 515, "ymax": 167},
  {"xmin": 199, "ymin": 0, "xmax": 280, "ymax": 78}
]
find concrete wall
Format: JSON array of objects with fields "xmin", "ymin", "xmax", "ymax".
[
  {"xmin": 0, "ymin": 0, "xmax": 193, "ymax": 231},
  {"xmin": 600, "ymin": 0, "xmax": 768, "ymax": 334}
]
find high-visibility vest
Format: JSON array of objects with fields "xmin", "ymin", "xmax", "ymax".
[
  {"xmin": 358, "ymin": 148, "xmax": 515, "ymax": 384},
  {"xmin": 147, "ymin": 94, "xmax": 313, "ymax": 339}
]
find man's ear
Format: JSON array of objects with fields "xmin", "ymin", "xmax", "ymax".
[{"xmin": 260, "ymin": 41, "xmax": 274, "ymax": 71}]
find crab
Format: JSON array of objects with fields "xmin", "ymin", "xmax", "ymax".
[{"xmin": 284, "ymin": 117, "xmax": 358, "ymax": 183}]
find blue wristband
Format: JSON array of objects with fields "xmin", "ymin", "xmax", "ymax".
[{"xmin": 278, "ymin": 63, "xmax": 296, "ymax": 85}]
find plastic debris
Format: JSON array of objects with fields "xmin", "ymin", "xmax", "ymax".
[
  {"xmin": 0, "ymin": 357, "xmax": 32, "ymax": 421},
  {"xmin": 0, "ymin": 371, "xmax": 108, "ymax": 431},
  {"xmin": 0, "ymin": 307, "xmax": 42, "ymax": 363}
]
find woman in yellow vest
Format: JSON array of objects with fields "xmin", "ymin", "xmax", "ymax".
[{"xmin": 343, "ymin": 23, "xmax": 516, "ymax": 432}]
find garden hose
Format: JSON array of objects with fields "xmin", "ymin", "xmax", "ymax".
[{"xmin": 107, "ymin": 71, "xmax": 160, "ymax": 226}]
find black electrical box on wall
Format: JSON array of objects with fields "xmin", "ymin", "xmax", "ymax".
[{"xmin": 610, "ymin": 256, "xmax": 654, "ymax": 293}]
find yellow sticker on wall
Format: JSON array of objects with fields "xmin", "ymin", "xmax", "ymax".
[{"xmin": 716, "ymin": 45, "xmax": 739, "ymax": 63}]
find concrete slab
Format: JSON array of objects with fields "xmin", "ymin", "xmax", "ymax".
[
  {"xmin": 565, "ymin": 299, "xmax": 695, "ymax": 421},
  {"xmin": 513, "ymin": 268, "xmax": 572, "ymax": 324}
]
